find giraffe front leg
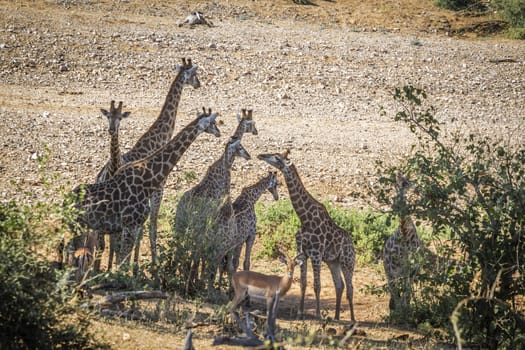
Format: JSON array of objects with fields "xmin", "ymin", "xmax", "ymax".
[
  {"xmin": 116, "ymin": 226, "xmax": 140, "ymax": 268},
  {"xmin": 94, "ymin": 232, "xmax": 105, "ymax": 273},
  {"xmin": 243, "ymin": 233, "xmax": 255, "ymax": 271},
  {"xmin": 311, "ymin": 257, "xmax": 323, "ymax": 319},
  {"xmin": 107, "ymin": 233, "xmax": 118, "ymax": 271},
  {"xmin": 148, "ymin": 189, "xmax": 164, "ymax": 269},
  {"xmin": 132, "ymin": 226, "xmax": 144, "ymax": 276}
]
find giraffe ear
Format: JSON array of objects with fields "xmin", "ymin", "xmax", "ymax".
[
  {"xmin": 122, "ymin": 112, "xmax": 131, "ymax": 119},
  {"xmin": 100, "ymin": 109, "xmax": 110, "ymax": 117}
]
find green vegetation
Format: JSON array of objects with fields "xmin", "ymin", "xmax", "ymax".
[
  {"xmin": 375, "ymin": 85, "xmax": 525, "ymax": 348},
  {"xmin": 254, "ymin": 198, "xmax": 433, "ymax": 266},
  {"xmin": 435, "ymin": 0, "xmax": 525, "ymax": 39},
  {"xmin": 495, "ymin": 0, "xmax": 525, "ymax": 38},
  {"xmin": 0, "ymin": 201, "xmax": 107, "ymax": 350},
  {"xmin": 435, "ymin": 0, "xmax": 482, "ymax": 10}
]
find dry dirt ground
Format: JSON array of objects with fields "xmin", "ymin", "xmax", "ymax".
[{"xmin": 1, "ymin": 0, "xmax": 524, "ymax": 349}]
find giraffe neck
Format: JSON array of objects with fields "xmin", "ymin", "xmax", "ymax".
[
  {"xmin": 124, "ymin": 71, "xmax": 185, "ymax": 163},
  {"xmin": 197, "ymin": 146, "xmax": 236, "ymax": 199},
  {"xmin": 232, "ymin": 122, "xmax": 247, "ymax": 140},
  {"xmin": 282, "ymin": 164, "xmax": 326, "ymax": 223},
  {"xmin": 124, "ymin": 118, "xmax": 202, "ymax": 193},
  {"xmin": 399, "ymin": 216, "xmax": 418, "ymax": 242},
  {"xmin": 107, "ymin": 131, "xmax": 121, "ymax": 177},
  {"xmin": 237, "ymin": 176, "xmax": 271, "ymax": 206}
]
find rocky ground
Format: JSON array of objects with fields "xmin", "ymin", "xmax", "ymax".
[
  {"xmin": 1, "ymin": 0, "xmax": 523, "ymax": 209},
  {"xmin": 0, "ymin": 1, "xmax": 524, "ymax": 348}
]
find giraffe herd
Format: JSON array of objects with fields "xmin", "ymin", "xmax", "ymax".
[{"xmin": 63, "ymin": 57, "xmax": 426, "ymax": 323}]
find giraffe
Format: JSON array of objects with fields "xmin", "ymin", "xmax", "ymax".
[
  {"xmin": 100, "ymin": 100, "xmax": 131, "ymax": 178},
  {"xmin": 95, "ymin": 58, "xmax": 200, "ymax": 271},
  {"xmin": 94, "ymin": 100, "xmax": 130, "ymax": 272},
  {"xmin": 258, "ymin": 150, "xmax": 356, "ymax": 321},
  {"xmin": 382, "ymin": 174, "xmax": 423, "ymax": 311},
  {"xmin": 174, "ymin": 135, "xmax": 251, "ymax": 294},
  {"xmin": 173, "ymin": 109, "xmax": 257, "ymax": 290},
  {"xmin": 68, "ymin": 108, "xmax": 221, "ymax": 278},
  {"xmin": 214, "ymin": 171, "xmax": 280, "ymax": 295},
  {"xmin": 231, "ymin": 171, "xmax": 280, "ymax": 272}
]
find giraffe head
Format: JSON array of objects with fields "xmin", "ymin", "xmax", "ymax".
[
  {"xmin": 266, "ymin": 171, "xmax": 280, "ymax": 200},
  {"xmin": 236, "ymin": 109, "xmax": 258, "ymax": 136},
  {"xmin": 196, "ymin": 107, "xmax": 221, "ymax": 137},
  {"xmin": 257, "ymin": 149, "xmax": 292, "ymax": 171},
  {"xmin": 100, "ymin": 100, "xmax": 130, "ymax": 135},
  {"xmin": 394, "ymin": 173, "xmax": 413, "ymax": 216},
  {"xmin": 178, "ymin": 58, "xmax": 201, "ymax": 89},
  {"xmin": 226, "ymin": 136, "xmax": 251, "ymax": 161}
]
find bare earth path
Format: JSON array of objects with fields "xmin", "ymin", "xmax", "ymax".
[{"xmin": 0, "ymin": 1, "xmax": 523, "ymax": 348}]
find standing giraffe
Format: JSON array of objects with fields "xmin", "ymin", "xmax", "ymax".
[
  {"xmin": 68, "ymin": 108, "xmax": 221, "ymax": 278},
  {"xmin": 100, "ymin": 100, "xmax": 131, "ymax": 178},
  {"xmin": 231, "ymin": 171, "xmax": 280, "ymax": 272},
  {"xmin": 174, "ymin": 137, "xmax": 251, "ymax": 293},
  {"xmin": 174, "ymin": 110, "xmax": 257, "ymax": 292},
  {"xmin": 215, "ymin": 171, "xmax": 279, "ymax": 293},
  {"xmin": 258, "ymin": 150, "xmax": 356, "ymax": 321},
  {"xmin": 382, "ymin": 174, "xmax": 423, "ymax": 311},
  {"xmin": 94, "ymin": 100, "xmax": 130, "ymax": 272},
  {"xmin": 96, "ymin": 58, "xmax": 200, "ymax": 271}
]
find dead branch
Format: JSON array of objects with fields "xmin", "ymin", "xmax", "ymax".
[
  {"xmin": 96, "ymin": 290, "xmax": 168, "ymax": 308},
  {"xmin": 99, "ymin": 308, "xmax": 143, "ymax": 320},
  {"xmin": 90, "ymin": 281, "xmax": 130, "ymax": 291}
]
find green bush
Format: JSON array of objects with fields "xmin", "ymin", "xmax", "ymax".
[
  {"xmin": 435, "ymin": 0, "xmax": 483, "ymax": 10},
  {"xmin": 255, "ymin": 199, "xmax": 409, "ymax": 265},
  {"xmin": 494, "ymin": 0, "xmax": 525, "ymax": 38},
  {"xmin": 495, "ymin": 0, "xmax": 525, "ymax": 26},
  {"xmin": 0, "ymin": 201, "xmax": 106, "ymax": 350},
  {"xmin": 376, "ymin": 85, "xmax": 525, "ymax": 347},
  {"xmin": 161, "ymin": 195, "xmax": 224, "ymax": 296}
]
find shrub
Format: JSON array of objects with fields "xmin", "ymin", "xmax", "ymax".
[
  {"xmin": 375, "ymin": 85, "xmax": 525, "ymax": 348},
  {"xmin": 255, "ymin": 199, "xmax": 408, "ymax": 265},
  {"xmin": 160, "ymin": 195, "xmax": 224, "ymax": 296},
  {"xmin": 494, "ymin": 0, "xmax": 525, "ymax": 38},
  {"xmin": 0, "ymin": 201, "xmax": 107, "ymax": 350},
  {"xmin": 435, "ymin": 0, "xmax": 483, "ymax": 10}
]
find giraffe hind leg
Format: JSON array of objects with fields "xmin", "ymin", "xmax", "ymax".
[{"xmin": 327, "ymin": 261, "xmax": 344, "ymax": 320}]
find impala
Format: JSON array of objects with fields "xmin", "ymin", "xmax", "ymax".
[{"xmin": 230, "ymin": 250, "xmax": 304, "ymax": 332}]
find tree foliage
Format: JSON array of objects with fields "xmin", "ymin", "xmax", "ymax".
[
  {"xmin": 0, "ymin": 201, "xmax": 107, "ymax": 350},
  {"xmin": 376, "ymin": 85, "xmax": 525, "ymax": 348}
]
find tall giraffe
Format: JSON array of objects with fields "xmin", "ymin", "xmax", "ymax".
[
  {"xmin": 174, "ymin": 135, "xmax": 251, "ymax": 293},
  {"xmin": 68, "ymin": 108, "xmax": 221, "ymax": 277},
  {"xmin": 231, "ymin": 171, "xmax": 280, "ymax": 272},
  {"xmin": 382, "ymin": 174, "xmax": 423, "ymax": 311},
  {"xmin": 96, "ymin": 58, "xmax": 200, "ymax": 270},
  {"xmin": 258, "ymin": 150, "xmax": 356, "ymax": 321},
  {"xmin": 94, "ymin": 100, "xmax": 130, "ymax": 272}
]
